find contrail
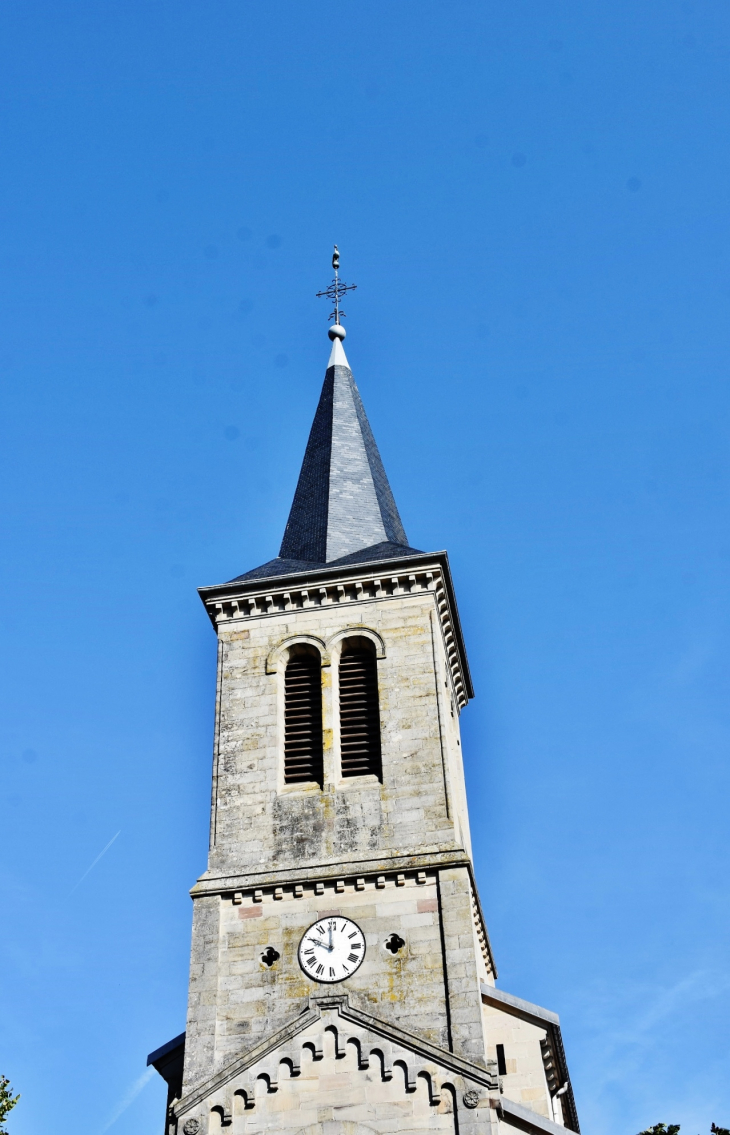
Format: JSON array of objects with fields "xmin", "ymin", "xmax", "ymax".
[
  {"xmin": 68, "ymin": 831, "xmax": 121, "ymax": 895},
  {"xmin": 99, "ymin": 1066, "xmax": 155, "ymax": 1133}
]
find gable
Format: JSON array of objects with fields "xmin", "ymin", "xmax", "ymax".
[{"xmin": 174, "ymin": 995, "xmax": 498, "ymax": 1135}]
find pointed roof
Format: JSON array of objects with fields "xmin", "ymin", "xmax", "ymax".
[
  {"xmin": 233, "ymin": 331, "xmax": 421, "ymax": 583},
  {"xmin": 281, "ymin": 334, "xmax": 409, "ymax": 563}
]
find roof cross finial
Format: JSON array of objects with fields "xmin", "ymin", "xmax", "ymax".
[{"xmin": 316, "ymin": 245, "xmax": 357, "ymax": 341}]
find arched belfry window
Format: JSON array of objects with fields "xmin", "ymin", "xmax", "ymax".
[
  {"xmin": 339, "ymin": 640, "xmax": 382, "ymax": 779},
  {"xmin": 284, "ymin": 648, "xmax": 323, "ymax": 786}
]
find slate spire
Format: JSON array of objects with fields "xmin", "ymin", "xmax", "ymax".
[
  {"xmin": 230, "ymin": 253, "xmax": 422, "ymax": 584},
  {"xmin": 279, "ymin": 330, "xmax": 411, "ymax": 565}
]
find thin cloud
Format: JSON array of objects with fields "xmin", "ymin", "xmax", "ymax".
[
  {"xmin": 570, "ymin": 968, "xmax": 730, "ymax": 1105},
  {"xmin": 98, "ymin": 1066, "xmax": 155, "ymax": 1134},
  {"xmin": 68, "ymin": 831, "xmax": 121, "ymax": 895}
]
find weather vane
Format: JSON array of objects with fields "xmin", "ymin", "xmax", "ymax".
[{"xmin": 316, "ymin": 245, "xmax": 357, "ymax": 336}]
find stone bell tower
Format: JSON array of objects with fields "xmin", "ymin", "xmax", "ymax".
[{"xmin": 147, "ymin": 263, "xmax": 581, "ymax": 1135}]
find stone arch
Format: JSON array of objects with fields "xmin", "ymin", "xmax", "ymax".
[
  {"xmin": 393, "ymin": 1058, "xmax": 417, "ymax": 1092},
  {"xmin": 233, "ymin": 1088, "xmax": 252, "ymax": 1112},
  {"xmin": 209, "ymin": 1104, "xmax": 226, "ymax": 1132},
  {"xmin": 368, "ymin": 1047, "xmax": 393, "ymax": 1081},
  {"xmin": 278, "ymin": 1055, "xmax": 301, "ymax": 1079},
  {"xmin": 326, "ymin": 627, "xmax": 385, "ymax": 661},
  {"xmin": 231, "ymin": 1090, "xmax": 251, "ymax": 1135},
  {"xmin": 301, "ymin": 1039, "xmax": 323, "ymax": 1062},
  {"xmin": 273, "ymin": 637, "xmax": 327, "ymax": 789},
  {"xmin": 254, "ymin": 1072, "xmax": 276, "ymax": 1095},
  {"xmin": 266, "ymin": 635, "xmax": 329, "ymax": 673},
  {"xmin": 439, "ymin": 1082, "xmax": 460, "ymax": 1130},
  {"xmin": 418, "ymin": 1069, "xmax": 441, "ymax": 1105},
  {"xmin": 346, "ymin": 1036, "xmax": 369, "ymax": 1069},
  {"xmin": 323, "ymin": 1023, "xmax": 347, "ymax": 1059},
  {"xmin": 330, "ymin": 630, "xmax": 384, "ymax": 782}
]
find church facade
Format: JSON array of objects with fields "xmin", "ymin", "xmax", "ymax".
[{"xmin": 147, "ymin": 314, "xmax": 580, "ymax": 1135}]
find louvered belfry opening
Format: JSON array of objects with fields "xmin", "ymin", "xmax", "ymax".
[
  {"xmin": 284, "ymin": 650, "xmax": 323, "ymax": 785},
  {"xmin": 339, "ymin": 642, "xmax": 382, "ymax": 779}
]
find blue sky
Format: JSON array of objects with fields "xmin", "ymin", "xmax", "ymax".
[{"xmin": 1, "ymin": 2, "xmax": 729, "ymax": 1133}]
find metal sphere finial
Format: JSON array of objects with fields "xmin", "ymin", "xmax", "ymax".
[{"xmin": 328, "ymin": 323, "xmax": 346, "ymax": 341}]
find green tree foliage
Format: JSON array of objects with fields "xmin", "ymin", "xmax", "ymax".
[
  {"xmin": 637, "ymin": 1125, "xmax": 730, "ymax": 1135},
  {"xmin": 0, "ymin": 1077, "xmax": 19, "ymax": 1135}
]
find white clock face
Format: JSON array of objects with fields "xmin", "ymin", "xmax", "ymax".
[{"xmin": 298, "ymin": 917, "xmax": 366, "ymax": 983}]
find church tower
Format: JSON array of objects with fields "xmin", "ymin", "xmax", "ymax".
[{"xmin": 148, "ymin": 254, "xmax": 580, "ymax": 1135}]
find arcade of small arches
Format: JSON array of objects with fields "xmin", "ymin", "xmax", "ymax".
[{"xmin": 180, "ymin": 1023, "xmax": 473, "ymax": 1134}]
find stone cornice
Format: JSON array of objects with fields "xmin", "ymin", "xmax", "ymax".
[
  {"xmin": 189, "ymin": 852, "xmax": 497, "ymax": 979},
  {"xmin": 191, "ymin": 848, "xmax": 473, "ymax": 896},
  {"xmin": 334, "ymin": 996, "xmax": 497, "ymax": 1087},
  {"xmin": 498, "ymin": 1096, "xmax": 577, "ymax": 1135},
  {"xmin": 197, "ymin": 550, "xmax": 474, "ymax": 708}
]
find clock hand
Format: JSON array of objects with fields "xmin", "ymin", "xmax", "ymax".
[
  {"xmin": 328, "ymin": 924, "xmax": 333, "ymax": 952},
  {"xmin": 305, "ymin": 937, "xmax": 327, "ymax": 949}
]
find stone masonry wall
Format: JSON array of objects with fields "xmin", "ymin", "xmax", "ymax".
[
  {"xmin": 182, "ymin": 577, "xmax": 491, "ymax": 1104},
  {"xmin": 205, "ymin": 588, "xmax": 470, "ymax": 879},
  {"xmin": 210, "ymin": 872, "xmax": 449, "ymax": 1070},
  {"xmin": 171, "ymin": 557, "xmax": 575, "ymax": 1135},
  {"xmin": 480, "ymin": 1005, "xmax": 555, "ymax": 1125}
]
